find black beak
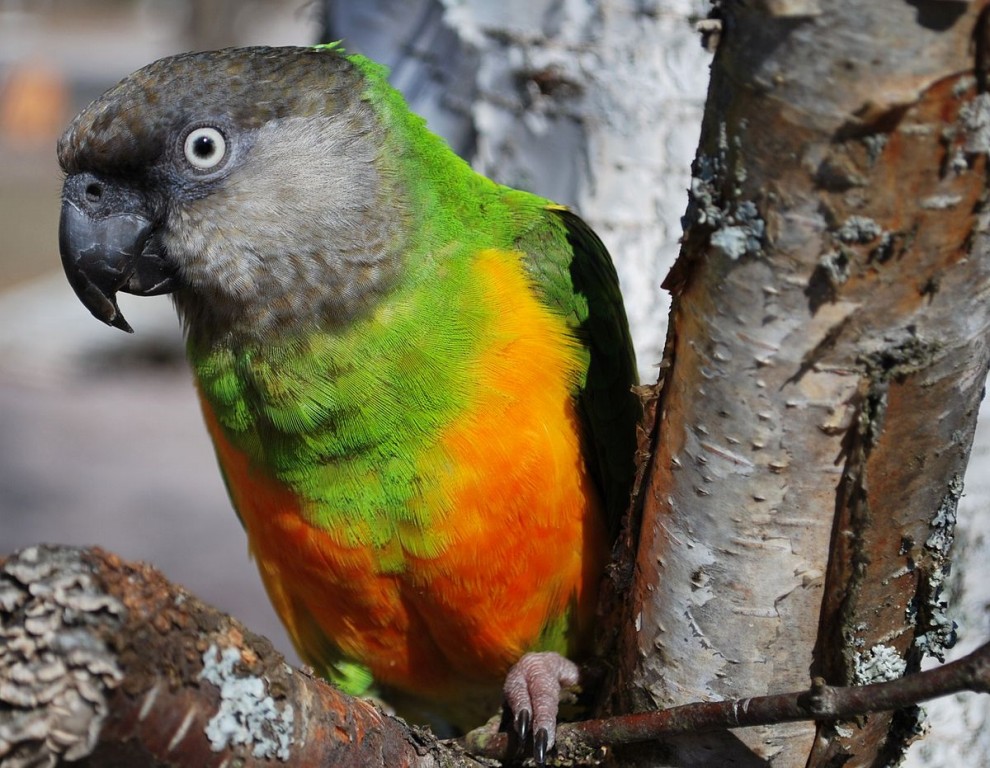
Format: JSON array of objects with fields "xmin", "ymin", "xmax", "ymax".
[{"xmin": 59, "ymin": 174, "xmax": 179, "ymax": 332}]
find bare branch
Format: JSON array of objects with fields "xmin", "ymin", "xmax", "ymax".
[{"xmin": 461, "ymin": 641, "xmax": 990, "ymax": 763}]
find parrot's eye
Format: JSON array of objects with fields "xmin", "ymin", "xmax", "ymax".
[{"xmin": 183, "ymin": 127, "xmax": 227, "ymax": 171}]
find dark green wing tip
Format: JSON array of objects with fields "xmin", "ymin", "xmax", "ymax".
[
  {"xmin": 550, "ymin": 207, "xmax": 637, "ymax": 377},
  {"xmin": 542, "ymin": 206, "xmax": 642, "ymax": 538}
]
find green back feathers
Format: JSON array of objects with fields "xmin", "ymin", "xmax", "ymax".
[{"xmin": 347, "ymin": 53, "xmax": 516, "ymax": 257}]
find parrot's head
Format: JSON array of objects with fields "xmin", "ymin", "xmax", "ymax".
[{"xmin": 58, "ymin": 46, "xmax": 406, "ymax": 340}]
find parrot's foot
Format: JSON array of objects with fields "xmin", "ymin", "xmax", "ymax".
[{"xmin": 503, "ymin": 651, "xmax": 579, "ymax": 765}]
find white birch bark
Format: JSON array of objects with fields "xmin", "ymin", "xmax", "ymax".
[{"xmin": 617, "ymin": 3, "xmax": 990, "ymax": 766}]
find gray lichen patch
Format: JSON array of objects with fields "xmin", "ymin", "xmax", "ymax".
[
  {"xmin": 959, "ymin": 92, "xmax": 990, "ymax": 154},
  {"xmin": 830, "ymin": 215, "xmax": 911, "ymax": 266},
  {"xmin": 199, "ymin": 643, "xmax": 294, "ymax": 761},
  {"xmin": 912, "ymin": 565, "xmax": 957, "ymax": 662},
  {"xmin": 852, "ymin": 643, "xmax": 907, "ymax": 685},
  {"xmin": 836, "ymin": 215, "xmax": 883, "ymax": 244},
  {"xmin": 709, "ymin": 199, "xmax": 766, "ymax": 260},
  {"xmin": 684, "ymin": 131, "xmax": 766, "ymax": 262},
  {"xmin": 912, "ymin": 474, "xmax": 963, "ymax": 662},
  {"xmin": 0, "ymin": 546, "xmax": 125, "ymax": 768},
  {"xmin": 926, "ymin": 475, "xmax": 962, "ymax": 559},
  {"xmin": 684, "ymin": 152, "xmax": 727, "ymax": 231}
]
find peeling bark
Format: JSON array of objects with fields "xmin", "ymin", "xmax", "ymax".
[{"xmin": 612, "ymin": 1, "xmax": 990, "ymax": 765}]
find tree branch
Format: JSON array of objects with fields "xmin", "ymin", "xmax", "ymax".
[
  {"xmin": 4, "ymin": 544, "xmax": 989, "ymax": 767},
  {"xmin": 461, "ymin": 640, "xmax": 990, "ymax": 763},
  {"xmin": 0, "ymin": 545, "xmax": 482, "ymax": 768}
]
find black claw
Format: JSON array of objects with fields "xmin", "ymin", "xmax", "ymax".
[
  {"xmin": 534, "ymin": 727, "xmax": 549, "ymax": 766},
  {"xmin": 516, "ymin": 708, "xmax": 531, "ymax": 743}
]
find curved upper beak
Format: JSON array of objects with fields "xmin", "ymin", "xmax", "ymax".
[{"xmin": 59, "ymin": 174, "xmax": 179, "ymax": 333}]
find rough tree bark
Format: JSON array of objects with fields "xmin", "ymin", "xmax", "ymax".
[
  {"xmin": 5, "ymin": 543, "xmax": 990, "ymax": 767},
  {"xmin": 607, "ymin": 1, "xmax": 990, "ymax": 766}
]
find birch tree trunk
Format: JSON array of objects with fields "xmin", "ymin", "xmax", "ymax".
[
  {"xmin": 324, "ymin": 2, "xmax": 990, "ymax": 765},
  {"xmin": 906, "ymin": 402, "xmax": 990, "ymax": 766},
  {"xmin": 608, "ymin": 2, "xmax": 990, "ymax": 766}
]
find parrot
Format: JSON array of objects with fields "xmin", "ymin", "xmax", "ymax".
[{"xmin": 57, "ymin": 45, "xmax": 639, "ymax": 761}]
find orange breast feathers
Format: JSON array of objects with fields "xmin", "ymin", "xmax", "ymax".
[{"xmin": 197, "ymin": 248, "xmax": 609, "ymax": 702}]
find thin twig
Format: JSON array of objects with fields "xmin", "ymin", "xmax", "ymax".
[{"xmin": 458, "ymin": 640, "xmax": 990, "ymax": 762}]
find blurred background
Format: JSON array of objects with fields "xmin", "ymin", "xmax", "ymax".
[{"xmin": 0, "ymin": 0, "xmax": 325, "ymax": 658}]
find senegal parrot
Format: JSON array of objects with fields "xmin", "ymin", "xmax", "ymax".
[{"xmin": 57, "ymin": 45, "xmax": 639, "ymax": 761}]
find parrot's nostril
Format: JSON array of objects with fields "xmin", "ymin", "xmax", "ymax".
[{"xmin": 85, "ymin": 182, "xmax": 103, "ymax": 203}]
